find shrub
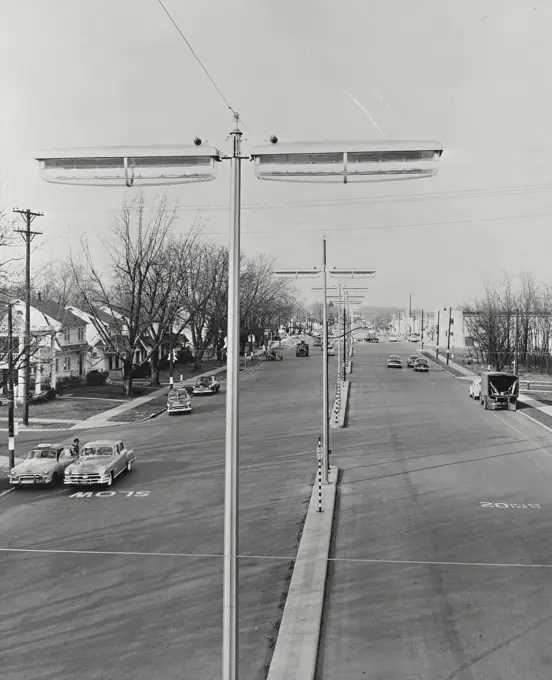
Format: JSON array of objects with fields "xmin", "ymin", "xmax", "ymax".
[{"xmin": 131, "ymin": 387, "xmax": 144, "ymax": 396}]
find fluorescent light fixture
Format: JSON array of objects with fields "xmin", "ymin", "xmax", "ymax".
[
  {"xmin": 329, "ymin": 269, "xmax": 376, "ymax": 277},
  {"xmin": 36, "ymin": 145, "xmax": 222, "ymax": 186},
  {"xmin": 273, "ymin": 269, "xmax": 321, "ymax": 278},
  {"xmin": 251, "ymin": 141, "xmax": 443, "ymax": 183}
]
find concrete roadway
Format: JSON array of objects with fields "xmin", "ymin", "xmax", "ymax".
[
  {"xmin": 0, "ymin": 343, "xmax": 334, "ymax": 680},
  {"xmin": 318, "ymin": 340, "xmax": 552, "ymax": 679}
]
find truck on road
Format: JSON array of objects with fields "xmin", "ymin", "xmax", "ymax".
[
  {"xmin": 364, "ymin": 330, "xmax": 379, "ymax": 343},
  {"xmin": 480, "ymin": 371, "xmax": 519, "ymax": 411}
]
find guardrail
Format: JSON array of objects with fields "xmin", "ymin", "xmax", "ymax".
[{"xmin": 520, "ymin": 381, "xmax": 552, "ymax": 391}]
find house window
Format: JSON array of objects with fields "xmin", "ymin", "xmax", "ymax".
[
  {"xmin": 78, "ymin": 327, "xmax": 84, "ymax": 341},
  {"xmin": 55, "ymin": 358, "xmax": 59, "ymax": 372},
  {"xmin": 92, "ymin": 351, "xmax": 98, "ymax": 359},
  {"xmin": 63, "ymin": 356, "xmax": 71, "ymax": 371},
  {"xmin": 64, "ymin": 330, "xmax": 71, "ymax": 342}
]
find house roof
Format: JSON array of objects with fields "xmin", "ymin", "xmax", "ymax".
[{"xmin": 33, "ymin": 300, "xmax": 84, "ymax": 328}]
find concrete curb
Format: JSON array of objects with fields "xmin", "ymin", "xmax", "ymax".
[
  {"xmin": 267, "ymin": 465, "xmax": 338, "ymax": 680},
  {"xmin": 330, "ymin": 381, "xmax": 350, "ymax": 429}
]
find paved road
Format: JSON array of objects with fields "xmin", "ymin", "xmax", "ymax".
[
  {"xmin": 0, "ymin": 343, "xmax": 335, "ymax": 680},
  {"xmin": 317, "ymin": 340, "xmax": 552, "ymax": 679}
]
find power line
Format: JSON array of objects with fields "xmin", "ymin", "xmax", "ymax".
[
  {"xmin": 157, "ymin": 0, "xmax": 250, "ymax": 133},
  {"xmin": 171, "ymin": 209, "xmax": 552, "ymax": 237},
  {"xmin": 40, "ymin": 180, "xmax": 552, "ymax": 215}
]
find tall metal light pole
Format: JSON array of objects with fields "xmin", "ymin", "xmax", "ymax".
[
  {"xmin": 7, "ymin": 301, "xmax": 15, "ymax": 469},
  {"xmin": 37, "ymin": 135, "xmax": 442, "ymax": 680},
  {"xmin": 436, "ymin": 310, "xmax": 441, "ymax": 359}
]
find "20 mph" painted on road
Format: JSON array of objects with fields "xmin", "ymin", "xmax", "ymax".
[
  {"xmin": 70, "ymin": 490, "xmax": 151, "ymax": 498},
  {"xmin": 480, "ymin": 501, "xmax": 541, "ymax": 509}
]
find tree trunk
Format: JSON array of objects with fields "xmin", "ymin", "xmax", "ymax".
[
  {"xmin": 150, "ymin": 352, "xmax": 160, "ymax": 386},
  {"xmin": 194, "ymin": 350, "xmax": 204, "ymax": 371},
  {"xmin": 122, "ymin": 358, "xmax": 133, "ymax": 396}
]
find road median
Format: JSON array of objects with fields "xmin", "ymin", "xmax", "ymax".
[
  {"xmin": 267, "ymin": 465, "xmax": 338, "ymax": 680},
  {"xmin": 330, "ymin": 381, "xmax": 350, "ymax": 429}
]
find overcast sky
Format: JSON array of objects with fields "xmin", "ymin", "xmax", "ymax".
[{"xmin": 2, "ymin": 0, "xmax": 551, "ymax": 311}]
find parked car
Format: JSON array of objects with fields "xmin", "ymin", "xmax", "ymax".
[
  {"xmin": 407, "ymin": 355, "xmax": 419, "ymax": 368},
  {"xmin": 408, "ymin": 334, "xmax": 420, "ymax": 342},
  {"xmin": 192, "ymin": 376, "xmax": 221, "ymax": 395},
  {"xmin": 167, "ymin": 387, "xmax": 192, "ymax": 415},
  {"xmin": 10, "ymin": 443, "xmax": 79, "ymax": 488},
  {"xmin": 387, "ymin": 355, "xmax": 403, "ymax": 368},
  {"xmin": 388, "ymin": 335, "xmax": 398, "ymax": 342},
  {"xmin": 414, "ymin": 358, "xmax": 429, "ymax": 372},
  {"xmin": 469, "ymin": 378, "xmax": 482, "ymax": 399},
  {"xmin": 64, "ymin": 439, "xmax": 135, "ymax": 487}
]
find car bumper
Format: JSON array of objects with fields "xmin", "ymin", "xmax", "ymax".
[
  {"xmin": 9, "ymin": 475, "xmax": 51, "ymax": 486},
  {"xmin": 64, "ymin": 475, "xmax": 110, "ymax": 486},
  {"xmin": 167, "ymin": 405, "xmax": 192, "ymax": 413}
]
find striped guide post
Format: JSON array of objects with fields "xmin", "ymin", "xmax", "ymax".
[{"xmin": 316, "ymin": 437, "xmax": 323, "ymax": 513}]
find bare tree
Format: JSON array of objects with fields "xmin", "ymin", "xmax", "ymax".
[{"xmin": 72, "ymin": 193, "xmax": 177, "ymax": 395}]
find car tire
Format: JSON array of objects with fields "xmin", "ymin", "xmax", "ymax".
[
  {"xmin": 127, "ymin": 460, "xmax": 132, "ymax": 472},
  {"xmin": 50, "ymin": 473, "xmax": 58, "ymax": 487},
  {"xmin": 107, "ymin": 472, "xmax": 114, "ymax": 487}
]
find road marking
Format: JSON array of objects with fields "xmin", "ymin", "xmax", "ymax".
[
  {"xmin": 480, "ymin": 501, "xmax": 541, "ymax": 509},
  {"xmin": 0, "ymin": 547, "xmax": 551, "ymax": 570},
  {"xmin": 69, "ymin": 490, "xmax": 150, "ymax": 498},
  {"xmin": 0, "ymin": 488, "xmax": 14, "ymax": 498},
  {"xmin": 499, "ymin": 415, "xmax": 552, "ymax": 460}
]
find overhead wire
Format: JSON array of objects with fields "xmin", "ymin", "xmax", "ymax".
[{"xmin": 156, "ymin": 0, "xmax": 250, "ymax": 134}]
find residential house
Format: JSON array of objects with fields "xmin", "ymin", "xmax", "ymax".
[
  {"xmin": 66, "ymin": 304, "xmax": 118, "ymax": 372},
  {"xmin": 33, "ymin": 300, "xmax": 89, "ymax": 379}
]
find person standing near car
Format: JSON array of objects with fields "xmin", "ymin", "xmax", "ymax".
[{"xmin": 72, "ymin": 438, "xmax": 80, "ymax": 456}]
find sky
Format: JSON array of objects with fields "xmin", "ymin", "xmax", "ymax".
[{"xmin": 2, "ymin": 0, "xmax": 552, "ymax": 312}]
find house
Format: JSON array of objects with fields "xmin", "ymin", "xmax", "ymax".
[
  {"xmin": 33, "ymin": 300, "xmax": 89, "ymax": 379},
  {"xmin": 66, "ymin": 304, "xmax": 118, "ymax": 372}
]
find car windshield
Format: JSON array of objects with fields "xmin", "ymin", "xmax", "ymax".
[
  {"xmin": 409, "ymin": 355, "xmax": 418, "ymax": 360},
  {"xmin": 197, "ymin": 378, "xmax": 211, "ymax": 385},
  {"xmin": 81, "ymin": 446, "xmax": 113, "ymax": 457},
  {"xmin": 416, "ymin": 359, "xmax": 428, "ymax": 364},
  {"xmin": 169, "ymin": 390, "xmax": 189, "ymax": 400},
  {"xmin": 389, "ymin": 356, "xmax": 400, "ymax": 360},
  {"xmin": 26, "ymin": 449, "xmax": 57, "ymax": 460}
]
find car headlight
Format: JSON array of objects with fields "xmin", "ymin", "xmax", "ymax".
[
  {"xmin": 10, "ymin": 469, "xmax": 17, "ymax": 476},
  {"xmin": 42, "ymin": 469, "xmax": 51, "ymax": 475}
]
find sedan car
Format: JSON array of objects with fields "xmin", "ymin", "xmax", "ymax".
[
  {"xmin": 327, "ymin": 345, "xmax": 336, "ymax": 356},
  {"xmin": 167, "ymin": 387, "xmax": 192, "ymax": 415},
  {"xmin": 407, "ymin": 354, "xmax": 419, "ymax": 368},
  {"xmin": 469, "ymin": 378, "xmax": 482, "ymax": 400},
  {"xmin": 10, "ymin": 443, "xmax": 79, "ymax": 488},
  {"xmin": 64, "ymin": 439, "xmax": 135, "ymax": 488},
  {"xmin": 388, "ymin": 335, "xmax": 398, "ymax": 342},
  {"xmin": 387, "ymin": 355, "xmax": 403, "ymax": 368},
  {"xmin": 414, "ymin": 358, "xmax": 429, "ymax": 372},
  {"xmin": 192, "ymin": 376, "xmax": 221, "ymax": 395}
]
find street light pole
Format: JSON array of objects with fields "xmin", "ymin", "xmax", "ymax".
[
  {"xmin": 223, "ymin": 113, "xmax": 242, "ymax": 680},
  {"xmin": 446, "ymin": 306, "xmax": 452, "ymax": 365},
  {"xmin": 322, "ymin": 237, "xmax": 329, "ymax": 484},
  {"xmin": 7, "ymin": 301, "xmax": 15, "ymax": 469}
]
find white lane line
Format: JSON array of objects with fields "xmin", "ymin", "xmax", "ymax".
[
  {"xmin": 0, "ymin": 488, "xmax": 14, "ymax": 498},
  {"xmin": 0, "ymin": 547, "xmax": 551, "ymax": 570},
  {"xmin": 499, "ymin": 415, "xmax": 552, "ymax": 460}
]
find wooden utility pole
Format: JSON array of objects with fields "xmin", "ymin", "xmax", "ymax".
[
  {"xmin": 7, "ymin": 301, "xmax": 15, "ymax": 468},
  {"xmin": 14, "ymin": 208, "xmax": 43, "ymax": 426}
]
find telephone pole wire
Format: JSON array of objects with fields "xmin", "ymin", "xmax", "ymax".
[{"xmin": 14, "ymin": 208, "xmax": 43, "ymax": 426}]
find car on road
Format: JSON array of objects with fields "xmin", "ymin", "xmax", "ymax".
[
  {"xmin": 414, "ymin": 358, "xmax": 429, "ymax": 372},
  {"xmin": 313, "ymin": 336, "xmax": 322, "ymax": 347},
  {"xmin": 296, "ymin": 342, "xmax": 309, "ymax": 357},
  {"xmin": 407, "ymin": 354, "xmax": 419, "ymax": 367},
  {"xmin": 64, "ymin": 439, "xmax": 135, "ymax": 488},
  {"xmin": 9, "ymin": 443, "xmax": 79, "ymax": 488},
  {"xmin": 192, "ymin": 376, "xmax": 221, "ymax": 395},
  {"xmin": 387, "ymin": 355, "xmax": 403, "ymax": 368},
  {"xmin": 167, "ymin": 387, "xmax": 192, "ymax": 415},
  {"xmin": 388, "ymin": 335, "xmax": 398, "ymax": 342},
  {"xmin": 408, "ymin": 334, "xmax": 420, "ymax": 342},
  {"xmin": 328, "ymin": 345, "xmax": 336, "ymax": 356},
  {"xmin": 469, "ymin": 377, "xmax": 482, "ymax": 400}
]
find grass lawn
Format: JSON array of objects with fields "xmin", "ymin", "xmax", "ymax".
[{"xmin": 108, "ymin": 393, "xmax": 168, "ymax": 423}]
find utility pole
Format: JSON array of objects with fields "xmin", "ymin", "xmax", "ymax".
[
  {"xmin": 421, "ymin": 309, "xmax": 424, "ymax": 349},
  {"xmin": 446, "ymin": 306, "xmax": 453, "ymax": 365},
  {"xmin": 436, "ymin": 310, "xmax": 440, "ymax": 358},
  {"xmin": 7, "ymin": 301, "xmax": 15, "ymax": 469},
  {"xmin": 514, "ymin": 308, "xmax": 519, "ymax": 375},
  {"xmin": 14, "ymin": 208, "xmax": 43, "ymax": 426}
]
